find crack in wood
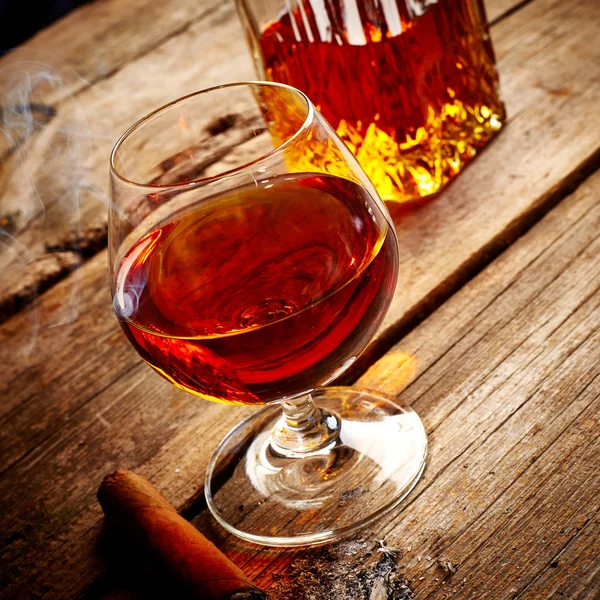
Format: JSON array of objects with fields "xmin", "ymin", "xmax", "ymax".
[
  {"xmin": 489, "ymin": 0, "xmax": 537, "ymax": 26},
  {"xmin": 344, "ymin": 146, "xmax": 600, "ymax": 387}
]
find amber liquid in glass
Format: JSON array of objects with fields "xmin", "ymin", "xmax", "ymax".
[
  {"xmin": 258, "ymin": 0, "xmax": 505, "ymax": 202},
  {"xmin": 115, "ymin": 173, "xmax": 397, "ymax": 405}
]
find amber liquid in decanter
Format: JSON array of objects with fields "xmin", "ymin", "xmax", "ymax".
[{"xmin": 258, "ymin": 0, "xmax": 505, "ymax": 203}]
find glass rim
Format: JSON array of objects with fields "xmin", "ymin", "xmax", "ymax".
[{"xmin": 109, "ymin": 80, "xmax": 315, "ymax": 189}]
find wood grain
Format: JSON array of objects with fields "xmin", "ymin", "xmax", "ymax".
[
  {"xmin": 0, "ymin": 0, "xmax": 225, "ymax": 113},
  {"xmin": 189, "ymin": 160, "xmax": 600, "ymax": 600},
  {"xmin": 1, "ymin": 0, "xmax": 600, "ymax": 598},
  {"xmin": 2, "ymin": 0, "xmax": 596, "ymax": 475},
  {"xmin": 0, "ymin": 1, "xmax": 254, "ymax": 323},
  {"xmin": 2, "ymin": 147, "xmax": 599, "ymax": 600},
  {"xmin": 487, "ymin": 0, "xmax": 531, "ymax": 23},
  {"xmin": 0, "ymin": 0, "xmax": 553, "ymax": 324},
  {"xmin": 97, "ymin": 145, "xmax": 600, "ymax": 600}
]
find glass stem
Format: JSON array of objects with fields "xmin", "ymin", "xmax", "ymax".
[{"xmin": 269, "ymin": 393, "xmax": 341, "ymax": 458}]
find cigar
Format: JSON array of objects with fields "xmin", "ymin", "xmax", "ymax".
[{"xmin": 98, "ymin": 469, "xmax": 266, "ymax": 600}]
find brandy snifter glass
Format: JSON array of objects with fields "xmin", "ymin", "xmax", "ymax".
[{"xmin": 109, "ymin": 82, "xmax": 426, "ymax": 546}]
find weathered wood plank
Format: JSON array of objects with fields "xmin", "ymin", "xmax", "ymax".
[
  {"xmin": 0, "ymin": 1, "xmax": 254, "ymax": 322},
  {"xmin": 0, "ymin": 0, "xmax": 551, "ymax": 323},
  {"xmin": 0, "ymin": 0, "xmax": 224, "ymax": 114},
  {"xmin": 2, "ymin": 166, "xmax": 599, "ymax": 599},
  {"xmin": 0, "ymin": 0, "xmax": 223, "ymax": 195},
  {"xmin": 188, "ymin": 163, "xmax": 600, "ymax": 599},
  {"xmin": 0, "ymin": 0, "xmax": 518, "ymax": 131},
  {"xmin": 3, "ymin": 0, "xmax": 600, "ymax": 458},
  {"xmin": 2, "ymin": 0, "xmax": 600, "ymax": 597},
  {"xmin": 98, "ymin": 150, "xmax": 600, "ymax": 600},
  {"xmin": 517, "ymin": 510, "xmax": 600, "ymax": 599}
]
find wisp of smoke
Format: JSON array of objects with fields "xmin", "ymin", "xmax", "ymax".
[{"xmin": 0, "ymin": 51, "xmax": 112, "ymax": 360}]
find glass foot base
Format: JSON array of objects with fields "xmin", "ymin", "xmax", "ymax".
[{"xmin": 205, "ymin": 387, "xmax": 427, "ymax": 547}]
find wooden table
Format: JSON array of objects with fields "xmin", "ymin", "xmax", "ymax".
[{"xmin": 1, "ymin": 0, "xmax": 599, "ymax": 598}]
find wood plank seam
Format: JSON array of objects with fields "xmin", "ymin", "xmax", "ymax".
[
  {"xmin": 380, "ymin": 215, "xmax": 598, "ymax": 416},
  {"xmin": 193, "ymin": 287, "xmax": 600, "ymax": 547},
  {"xmin": 330, "ymin": 195, "xmax": 600, "ymax": 588},
  {"xmin": 87, "ymin": 167, "xmax": 600, "ymax": 599},
  {"xmin": 21, "ymin": 163, "xmax": 600, "ymax": 496},
  {"xmin": 3, "ymin": 0, "xmax": 595, "ymax": 327},
  {"xmin": 357, "ymin": 187, "xmax": 600, "ymax": 399},
  {"xmin": 347, "ymin": 148, "xmax": 600, "ymax": 386},
  {"xmin": 381, "ymin": 216, "xmax": 600, "ymax": 436},
  {"xmin": 9, "ymin": 156, "xmax": 596, "ymax": 479},
  {"xmin": 0, "ymin": 0, "xmax": 225, "ymax": 165}
]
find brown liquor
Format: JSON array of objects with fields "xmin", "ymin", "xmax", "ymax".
[
  {"xmin": 114, "ymin": 173, "xmax": 398, "ymax": 405},
  {"xmin": 256, "ymin": 0, "xmax": 505, "ymax": 202}
]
